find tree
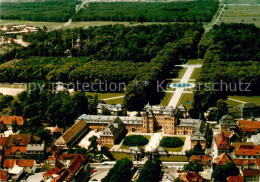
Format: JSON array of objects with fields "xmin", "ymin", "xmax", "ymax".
[
  {"xmin": 137, "ymin": 159, "xmax": 162, "ymax": 182},
  {"xmin": 89, "ymin": 136, "xmax": 98, "ymax": 151},
  {"xmin": 216, "ymin": 99, "xmax": 228, "ymax": 121},
  {"xmin": 183, "ymin": 160, "xmax": 203, "ymax": 173},
  {"xmin": 188, "ymin": 108, "xmax": 200, "ymax": 119},
  {"xmin": 36, "ymin": 127, "xmax": 52, "ymax": 146},
  {"xmin": 185, "ymin": 141, "xmax": 204, "ymax": 159},
  {"xmin": 102, "ymin": 158, "xmax": 133, "ymax": 182},
  {"xmin": 0, "ymin": 125, "xmax": 8, "ymax": 133},
  {"xmin": 212, "ymin": 162, "xmax": 239, "ymax": 182}
]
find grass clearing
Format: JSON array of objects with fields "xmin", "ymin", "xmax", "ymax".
[
  {"xmin": 159, "ymin": 155, "xmax": 188, "ymax": 162},
  {"xmin": 177, "ymin": 93, "xmax": 194, "ymax": 110},
  {"xmin": 160, "ymin": 137, "xmax": 186, "ymax": 152},
  {"xmin": 186, "ymin": 59, "xmax": 204, "ymax": 65},
  {"xmin": 160, "ymin": 92, "xmax": 173, "ymax": 106},
  {"xmin": 190, "ymin": 68, "xmax": 201, "ymax": 80},
  {"xmin": 228, "ymin": 95, "xmax": 260, "ymax": 105},
  {"xmin": 111, "ymin": 152, "xmax": 133, "ymax": 161},
  {"xmin": 85, "ymin": 92, "xmax": 124, "ymax": 100},
  {"xmin": 218, "ymin": 5, "xmax": 260, "ymax": 27}
]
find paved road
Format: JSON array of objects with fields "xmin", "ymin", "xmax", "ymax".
[{"xmin": 167, "ymin": 65, "xmax": 199, "ymax": 108}]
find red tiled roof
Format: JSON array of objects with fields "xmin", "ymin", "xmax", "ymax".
[
  {"xmin": 227, "ymin": 176, "xmax": 244, "ymax": 182},
  {"xmin": 238, "ymin": 120, "xmax": 260, "ymax": 133},
  {"xmin": 0, "ymin": 170, "xmax": 8, "ymax": 181},
  {"xmin": 234, "ymin": 145, "xmax": 260, "ymax": 156},
  {"xmin": 16, "ymin": 159, "xmax": 35, "ymax": 167},
  {"xmin": 233, "ymin": 159, "xmax": 256, "ymax": 166},
  {"xmin": 0, "ymin": 116, "xmax": 25, "ymax": 125},
  {"xmin": 0, "ymin": 137, "xmax": 8, "ymax": 146},
  {"xmin": 214, "ymin": 132, "xmax": 231, "ymax": 150},
  {"xmin": 11, "ymin": 146, "xmax": 26, "ymax": 154},
  {"xmin": 5, "ymin": 134, "xmax": 32, "ymax": 147},
  {"xmin": 3, "ymin": 159, "xmax": 16, "ymax": 168},
  {"xmin": 242, "ymin": 169, "xmax": 260, "ymax": 176},
  {"xmin": 216, "ymin": 152, "xmax": 232, "ymax": 166},
  {"xmin": 223, "ymin": 131, "xmax": 234, "ymax": 138},
  {"xmin": 190, "ymin": 155, "xmax": 212, "ymax": 165},
  {"xmin": 180, "ymin": 172, "xmax": 203, "ymax": 182},
  {"xmin": 54, "ymin": 154, "xmax": 87, "ymax": 182}
]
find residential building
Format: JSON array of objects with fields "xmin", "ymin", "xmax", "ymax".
[
  {"xmin": 179, "ymin": 172, "xmax": 204, "ymax": 182},
  {"xmin": 216, "ymin": 152, "xmax": 233, "ymax": 165},
  {"xmin": 3, "ymin": 159, "xmax": 36, "ymax": 174},
  {"xmin": 4, "ymin": 146, "xmax": 27, "ymax": 159},
  {"xmin": 55, "ymin": 120, "xmax": 88, "ymax": 149},
  {"xmin": 26, "ymin": 144, "xmax": 45, "ymax": 160},
  {"xmin": 0, "ymin": 116, "xmax": 25, "ymax": 129},
  {"xmin": 229, "ymin": 103, "xmax": 260, "ymax": 119},
  {"xmin": 45, "ymin": 125, "xmax": 62, "ymax": 136},
  {"xmin": 97, "ymin": 103, "xmax": 123, "ymax": 115},
  {"xmin": 190, "ymin": 155, "xmax": 212, "ymax": 167},
  {"xmin": 233, "ymin": 145, "xmax": 260, "ymax": 159},
  {"xmin": 51, "ymin": 154, "xmax": 90, "ymax": 182},
  {"xmin": 238, "ymin": 120, "xmax": 260, "ymax": 137},
  {"xmin": 219, "ymin": 114, "xmax": 237, "ymax": 132},
  {"xmin": 100, "ymin": 117, "xmax": 126, "ymax": 145},
  {"xmin": 242, "ymin": 169, "xmax": 260, "ymax": 182},
  {"xmin": 227, "ymin": 176, "xmax": 244, "ymax": 182},
  {"xmin": 0, "ymin": 137, "xmax": 7, "ymax": 153},
  {"xmin": 4, "ymin": 134, "xmax": 39, "ymax": 148},
  {"xmin": 175, "ymin": 119, "xmax": 202, "ymax": 135},
  {"xmin": 0, "ymin": 170, "xmax": 8, "ymax": 182},
  {"xmin": 190, "ymin": 130, "xmax": 206, "ymax": 149},
  {"xmin": 214, "ymin": 132, "xmax": 232, "ymax": 154},
  {"xmin": 248, "ymin": 133, "xmax": 260, "ymax": 145}
]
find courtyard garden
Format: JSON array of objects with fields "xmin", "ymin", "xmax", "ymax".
[
  {"xmin": 159, "ymin": 137, "xmax": 186, "ymax": 152},
  {"xmin": 120, "ymin": 135, "xmax": 150, "ymax": 149}
]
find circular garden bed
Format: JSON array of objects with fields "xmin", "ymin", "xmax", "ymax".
[
  {"xmin": 159, "ymin": 137, "xmax": 184, "ymax": 148},
  {"xmin": 123, "ymin": 135, "xmax": 149, "ymax": 146}
]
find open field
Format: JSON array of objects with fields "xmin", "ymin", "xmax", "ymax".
[
  {"xmin": 0, "ymin": 20, "xmax": 64, "ymax": 30},
  {"xmin": 0, "ymin": 0, "xmax": 77, "ymax": 22},
  {"xmin": 111, "ymin": 152, "xmax": 133, "ymax": 161},
  {"xmin": 218, "ymin": 5, "xmax": 260, "ymax": 27},
  {"xmin": 228, "ymin": 95, "xmax": 260, "ymax": 105},
  {"xmin": 73, "ymin": 1, "xmax": 218, "ymax": 22},
  {"xmin": 160, "ymin": 92, "xmax": 173, "ymax": 106},
  {"xmin": 186, "ymin": 59, "xmax": 204, "ymax": 65},
  {"xmin": 160, "ymin": 137, "xmax": 186, "ymax": 152},
  {"xmin": 159, "ymin": 155, "xmax": 188, "ymax": 162},
  {"xmin": 177, "ymin": 93, "xmax": 194, "ymax": 110},
  {"xmin": 85, "ymin": 92, "xmax": 124, "ymax": 100}
]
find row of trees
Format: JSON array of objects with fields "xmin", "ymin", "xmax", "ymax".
[
  {"xmin": 193, "ymin": 23, "xmax": 260, "ymax": 112},
  {"xmin": 0, "ymin": 0, "xmax": 78, "ymax": 22},
  {"xmin": 124, "ymin": 24, "xmax": 204, "ymax": 110},
  {"xmin": 137, "ymin": 158, "xmax": 162, "ymax": 182},
  {"xmin": 102, "ymin": 158, "xmax": 133, "ymax": 182},
  {"xmin": 0, "ymin": 85, "xmax": 98, "ymax": 129},
  {"xmin": 72, "ymin": 1, "xmax": 218, "ymax": 22}
]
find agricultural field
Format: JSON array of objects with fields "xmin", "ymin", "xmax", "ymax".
[
  {"xmin": 218, "ymin": 5, "xmax": 260, "ymax": 27},
  {"xmin": 0, "ymin": 0, "xmax": 78, "ymax": 22},
  {"xmin": 73, "ymin": 1, "xmax": 218, "ymax": 22}
]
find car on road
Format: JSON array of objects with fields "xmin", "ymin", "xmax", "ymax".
[
  {"xmin": 91, "ymin": 179, "xmax": 98, "ymax": 181},
  {"xmin": 92, "ymin": 169, "xmax": 98, "ymax": 173},
  {"xmin": 103, "ymin": 162, "xmax": 109, "ymax": 165}
]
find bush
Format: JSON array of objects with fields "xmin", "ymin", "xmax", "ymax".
[
  {"xmin": 123, "ymin": 135, "xmax": 149, "ymax": 146},
  {"xmin": 160, "ymin": 137, "xmax": 184, "ymax": 148}
]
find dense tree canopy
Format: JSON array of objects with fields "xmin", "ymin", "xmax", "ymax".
[
  {"xmin": 123, "ymin": 135, "xmax": 149, "ymax": 147},
  {"xmin": 102, "ymin": 158, "xmax": 133, "ymax": 182},
  {"xmin": 212, "ymin": 162, "xmax": 239, "ymax": 182},
  {"xmin": 137, "ymin": 159, "xmax": 162, "ymax": 182},
  {"xmin": 159, "ymin": 137, "xmax": 184, "ymax": 148}
]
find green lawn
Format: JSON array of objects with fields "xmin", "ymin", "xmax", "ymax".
[
  {"xmin": 190, "ymin": 68, "xmax": 201, "ymax": 80},
  {"xmin": 120, "ymin": 135, "xmax": 151, "ymax": 150},
  {"xmin": 159, "ymin": 155, "xmax": 188, "ymax": 162},
  {"xmin": 177, "ymin": 67, "xmax": 187, "ymax": 79},
  {"xmin": 177, "ymin": 93, "xmax": 194, "ymax": 110},
  {"xmin": 85, "ymin": 92, "xmax": 124, "ymax": 100},
  {"xmin": 111, "ymin": 152, "xmax": 133, "ymax": 161},
  {"xmin": 160, "ymin": 137, "xmax": 186, "ymax": 152},
  {"xmin": 160, "ymin": 92, "xmax": 173, "ymax": 106},
  {"xmin": 228, "ymin": 95, "xmax": 260, "ymax": 105},
  {"xmin": 106, "ymin": 97, "xmax": 124, "ymax": 105},
  {"xmin": 186, "ymin": 59, "xmax": 204, "ymax": 65}
]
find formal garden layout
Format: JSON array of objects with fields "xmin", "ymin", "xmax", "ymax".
[
  {"xmin": 159, "ymin": 137, "xmax": 185, "ymax": 152},
  {"xmin": 120, "ymin": 135, "xmax": 150, "ymax": 149}
]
